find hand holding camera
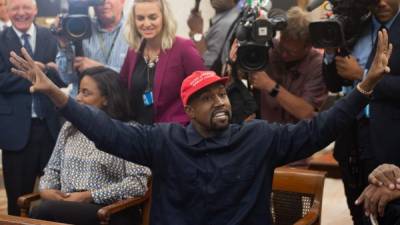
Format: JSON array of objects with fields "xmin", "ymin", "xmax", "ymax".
[
  {"xmin": 51, "ymin": 0, "xmax": 104, "ymax": 41},
  {"xmin": 335, "ymin": 55, "xmax": 364, "ymax": 80}
]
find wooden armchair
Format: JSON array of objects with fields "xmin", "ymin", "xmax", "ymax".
[
  {"xmin": 17, "ymin": 178, "xmax": 152, "ymax": 225},
  {"xmin": 0, "ymin": 214, "xmax": 71, "ymax": 225},
  {"xmin": 271, "ymin": 167, "xmax": 326, "ymax": 225}
]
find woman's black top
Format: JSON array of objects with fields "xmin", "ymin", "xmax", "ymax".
[{"xmin": 130, "ymin": 54, "xmax": 156, "ymax": 125}]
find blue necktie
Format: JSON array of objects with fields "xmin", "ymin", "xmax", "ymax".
[
  {"xmin": 23, "ymin": 33, "xmax": 44, "ymax": 118},
  {"xmin": 22, "ymin": 33, "xmax": 33, "ymax": 56}
]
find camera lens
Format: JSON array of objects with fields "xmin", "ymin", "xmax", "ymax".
[
  {"xmin": 237, "ymin": 45, "xmax": 268, "ymax": 72},
  {"xmin": 63, "ymin": 15, "xmax": 92, "ymax": 41}
]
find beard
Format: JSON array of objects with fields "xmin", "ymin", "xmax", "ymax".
[{"xmin": 209, "ymin": 109, "xmax": 232, "ymax": 131}]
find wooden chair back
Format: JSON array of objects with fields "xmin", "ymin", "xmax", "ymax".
[{"xmin": 271, "ymin": 167, "xmax": 326, "ymax": 225}]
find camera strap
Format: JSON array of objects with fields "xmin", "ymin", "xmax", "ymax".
[{"xmin": 98, "ymin": 25, "xmax": 121, "ymax": 65}]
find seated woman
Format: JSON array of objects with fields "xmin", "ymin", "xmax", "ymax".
[{"xmin": 31, "ymin": 67, "xmax": 151, "ymax": 225}]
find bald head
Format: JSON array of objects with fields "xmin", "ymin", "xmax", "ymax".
[{"xmin": 7, "ymin": 0, "xmax": 37, "ymax": 33}]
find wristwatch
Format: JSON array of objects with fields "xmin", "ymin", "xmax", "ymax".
[
  {"xmin": 269, "ymin": 83, "xmax": 280, "ymax": 97},
  {"xmin": 192, "ymin": 33, "xmax": 203, "ymax": 42}
]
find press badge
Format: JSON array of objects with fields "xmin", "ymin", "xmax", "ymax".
[{"xmin": 143, "ymin": 90, "xmax": 154, "ymax": 106}]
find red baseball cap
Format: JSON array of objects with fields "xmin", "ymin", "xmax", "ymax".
[{"xmin": 181, "ymin": 71, "xmax": 228, "ymax": 106}]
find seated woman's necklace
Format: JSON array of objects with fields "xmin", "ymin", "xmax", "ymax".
[{"xmin": 144, "ymin": 49, "xmax": 160, "ymax": 68}]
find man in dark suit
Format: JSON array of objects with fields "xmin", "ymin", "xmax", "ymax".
[
  {"xmin": 0, "ymin": 0, "xmax": 64, "ymax": 215},
  {"xmin": 323, "ymin": 0, "xmax": 400, "ymax": 224}
]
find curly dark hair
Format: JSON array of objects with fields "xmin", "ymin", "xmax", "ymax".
[{"xmin": 80, "ymin": 67, "xmax": 133, "ymax": 122}]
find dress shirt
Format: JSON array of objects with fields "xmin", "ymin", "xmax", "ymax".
[
  {"xmin": 260, "ymin": 39, "xmax": 327, "ymax": 124},
  {"xmin": 58, "ymin": 17, "xmax": 129, "ymax": 73},
  {"xmin": 0, "ymin": 20, "xmax": 11, "ymax": 32},
  {"xmin": 324, "ymin": 11, "xmax": 400, "ymax": 70},
  {"xmin": 353, "ymin": 13, "xmax": 399, "ymax": 70},
  {"xmin": 82, "ymin": 17, "xmax": 129, "ymax": 72},
  {"xmin": 13, "ymin": 24, "xmax": 36, "ymax": 53},
  {"xmin": 39, "ymin": 122, "xmax": 151, "ymax": 204},
  {"xmin": 60, "ymin": 88, "xmax": 369, "ymax": 225},
  {"xmin": 13, "ymin": 25, "xmax": 40, "ymax": 117}
]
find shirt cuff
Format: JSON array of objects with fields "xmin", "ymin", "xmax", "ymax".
[{"xmin": 363, "ymin": 69, "xmax": 369, "ymax": 79}]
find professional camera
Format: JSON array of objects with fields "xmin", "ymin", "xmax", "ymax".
[
  {"xmin": 235, "ymin": 4, "xmax": 287, "ymax": 72},
  {"xmin": 309, "ymin": 0, "xmax": 377, "ymax": 53},
  {"xmin": 52, "ymin": 0, "xmax": 104, "ymax": 41}
]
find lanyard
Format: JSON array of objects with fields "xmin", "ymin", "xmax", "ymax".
[
  {"xmin": 144, "ymin": 56, "xmax": 158, "ymax": 91},
  {"xmin": 98, "ymin": 25, "xmax": 121, "ymax": 64}
]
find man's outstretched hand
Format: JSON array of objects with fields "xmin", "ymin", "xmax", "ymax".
[
  {"xmin": 359, "ymin": 29, "xmax": 393, "ymax": 93},
  {"xmin": 10, "ymin": 48, "xmax": 53, "ymax": 94},
  {"xmin": 10, "ymin": 47, "xmax": 69, "ymax": 108}
]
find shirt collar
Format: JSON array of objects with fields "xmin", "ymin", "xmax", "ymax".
[
  {"xmin": 372, "ymin": 9, "xmax": 400, "ymax": 29},
  {"xmin": 94, "ymin": 14, "xmax": 124, "ymax": 33},
  {"xmin": 0, "ymin": 20, "xmax": 11, "ymax": 26},
  {"xmin": 12, "ymin": 23, "xmax": 36, "ymax": 39},
  {"xmin": 186, "ymin": 123, "xmax": 232, "ymax": 147}
]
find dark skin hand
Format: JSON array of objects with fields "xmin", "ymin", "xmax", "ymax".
[
  {"xmin": 187, "ymin": 9, "xmax": 203, "ymax": 34},
  {"xmin": 40, "ymin": 189, "xmax": 70, "ymax": 201},
  {"xmin": 368, "ymin": 164, "xmax": 400, "ymax": 190},
  {"xmin": 356, "ymin": 184, "xmax": 400, "ymax": 217},
  {"xmin": 335, "ymin": 55, "xmax": 364, "ymax": 80}
]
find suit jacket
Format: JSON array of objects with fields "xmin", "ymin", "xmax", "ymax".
[
  {"xmin": 323, "ymin": 15, "xmax": 400, "ymax": 165},
  {"xmin": 120, "ymin": 36, "xmax": 206, "ymax": 125},
  {"xmin": 0, "ymin": 25, "xmax": 64, "ymax": 151}
]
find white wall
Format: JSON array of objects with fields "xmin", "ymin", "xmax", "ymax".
[{"xmin": 124, "ymin": 0, "xmax": 215, "ymax": 38}]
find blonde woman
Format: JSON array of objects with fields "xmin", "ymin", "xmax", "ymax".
[{"xmin": 120, "ymin": 0, "xmax": 205, "ymax": 125}]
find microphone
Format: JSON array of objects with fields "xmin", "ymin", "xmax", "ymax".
[
  {"xmin": 193, "ymin": 0, "xmax": 201, "ymax": 12},
  {"xmin": 268, "ymin": 8, "xmax": 287, "ymax": 31},
  {"xmin": 267, "ymin": 8, "xmax": 286, "ymax": 19},
  {"xmin": 306, "ymin": 0, "xmax": 326, "ymax": 12}
]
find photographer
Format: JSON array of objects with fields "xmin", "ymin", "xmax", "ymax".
[
  {"xmin": 230, "ymin": 6, "xmax": 327, "ymax": 124},
  {"xmin": 56, "ymin": 0, "xmax": 128, "ymax": 74},
  {"xmin": 322, "ymin": 0, "xmax": 400, "ymax": 224},
  {"xmin": 187, "ymin": 0, "xmax": 240, "ymax": 71}
]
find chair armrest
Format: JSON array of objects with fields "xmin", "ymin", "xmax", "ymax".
[
  {"xmin": 294, "ymin": 200, "xmax": 321, "ymax": 225},
  {"xmin": 17, "ymin": 193, "xmax": 41, "ymax": 217},
  {"xmin": 97, "ymin": 196, "xmax": 149, "ymax": 222}
]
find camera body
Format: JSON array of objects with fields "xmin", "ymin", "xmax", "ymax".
[
  {"xmin": 52, "ymin": 0, "xmax": 104, "ymax": 41},
  {"xmin": 235, "ymin": 6, "xmax": 287, "ymax": 72},
  {"xmin": 309, "ymin": 0, "xmax": 377, "ymax": 52}
]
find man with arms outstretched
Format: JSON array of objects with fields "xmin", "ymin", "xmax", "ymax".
[{"xmin": 9, "ymin": 30, "xmax": 392, "ymax": 225}]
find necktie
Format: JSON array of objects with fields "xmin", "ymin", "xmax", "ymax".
[
  {"xmin": 22, "ymin": 33, "xmax": 34, "ymax": 56},
  {"xmin": 22, "ymin": 33, "xmax": 44, "ymax": 118}
]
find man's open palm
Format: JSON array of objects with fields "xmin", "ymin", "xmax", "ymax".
[{"xmin": 10, "ymin": 47, "xmax": 52, "ymax": 93}]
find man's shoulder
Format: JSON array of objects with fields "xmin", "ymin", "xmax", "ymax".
[
  {"xmin": 0, "ymin": 26, "xmax": 14, "ymax": 41},
  {"xmin": 231, "ymin": 120, "xmax": 271, "ymax": 132},
  {"xmin": 221, "ymin": 8, "xmax": 240, "ymax": 24},
  {"xmin": 35, "ymin": 25, "xmax": 53, "ymax": 36},
  {"xmin": 169, "ymin": 36, "xmax": 195, "ymax": 52}
]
